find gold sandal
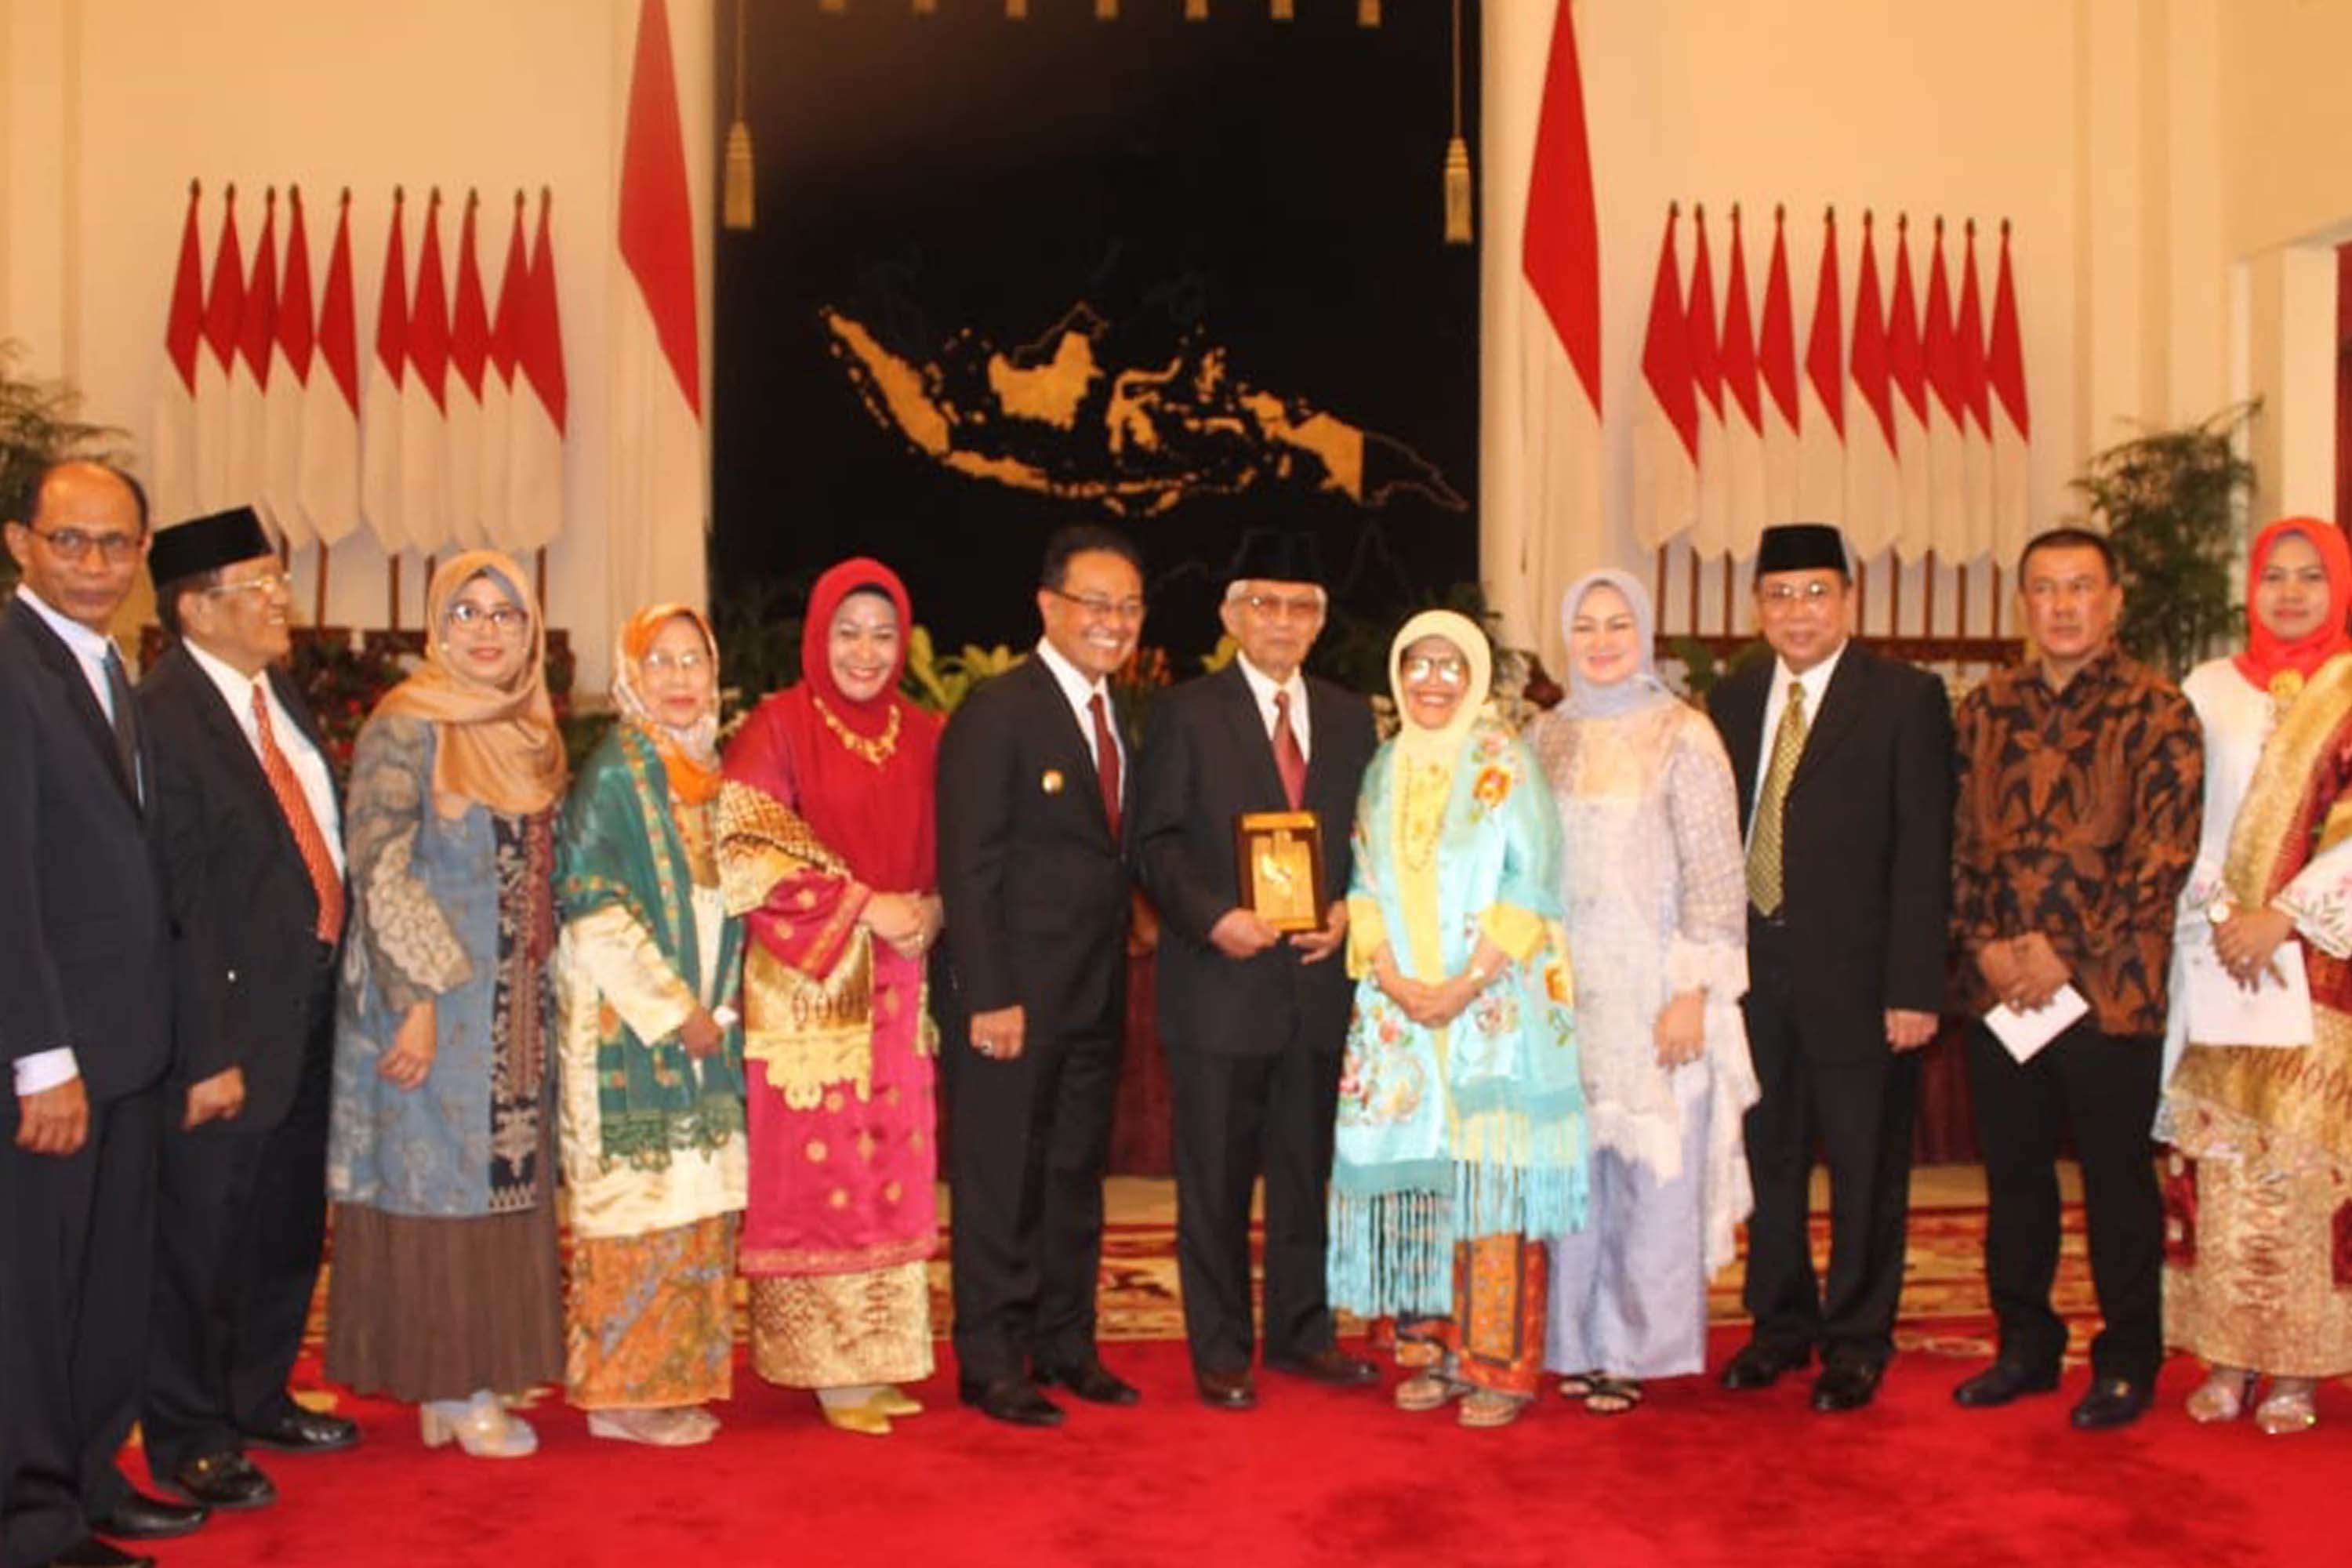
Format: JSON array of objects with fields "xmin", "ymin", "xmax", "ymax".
[
  {"xmin": 2184, "ymin": 1367, "xmax": 2256, "ymax": 1425},
  {"xmin": 1394, "ymin": 1372, "xmax": 1465, "ymax": 1413},
  {"xmin": 2255, "ymin": 1380, "xmax": 2318, "ymax": 1436},
  {"xmin": 1458, "ymin": 1390, "xmax": 1525, "ymax": 1428}
]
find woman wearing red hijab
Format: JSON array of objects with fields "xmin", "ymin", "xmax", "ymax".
[
  {"xmin": 717, "ymin": 560, "xmax": 944, "ymax": 1436},
  {"xmin": 2161, "ymin": 516, "xmax": 2352, "ymax": 1435}
]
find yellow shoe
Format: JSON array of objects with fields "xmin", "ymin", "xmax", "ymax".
[
  {"xmin": 819, "ymin": 1399, "xmax": 892, "ymax": 1437},
  {"xmin": 869, "ymin": 1387, "xmax": 923, "ymax": 1417}
]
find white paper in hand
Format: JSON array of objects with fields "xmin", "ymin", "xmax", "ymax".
[
  {"xmin": 2183, "ymin": 940, "xmax": 2312, "ymax": 1049},
  {"xmin": 1984, "ymin": 985, "xmax": 2091, "ymax": 1064}
]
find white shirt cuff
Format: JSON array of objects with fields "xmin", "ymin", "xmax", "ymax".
[{"xmin": 13, "ymin": 1047, "xmax": 81, "ymax": 1096}]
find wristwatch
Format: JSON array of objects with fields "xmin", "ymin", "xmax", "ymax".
[{"xmin": 2207, "ymin": 895, "xmax": 2234, "ymax": 927}]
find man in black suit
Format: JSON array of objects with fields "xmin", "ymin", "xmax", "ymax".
[
  {"xmin": 1705, "ymin": 522, "xmax": 1954, "ymax": 1414},
  {"xmin": 937, "ymin": 524, "xmax": 1147, "ymax": 1427},
  {"xmin": 136, "ymin": 507, "xmax": 360, "ymax": 1517},
  {"xmin": 1132, "ymin": 543, "xmax": 1379, "ymax": 1410},
  {"xmin": 2, "ymin": 461, "xmax": 201, "ymax": 1568}
]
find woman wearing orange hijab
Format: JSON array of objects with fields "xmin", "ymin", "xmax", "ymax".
[
  {"xmin": 555, "ymin": 605, "xmax": 747, "ymax": 1446},
  {"xmin": 2162, "ymin": 517, "xmax": 2352, "ymax": 1434},
  {"xmin": 325, "ymin": 553, "xmax": 568, "ymax": 1458}
]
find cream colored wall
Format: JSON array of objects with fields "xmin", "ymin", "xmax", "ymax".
[{"xmin": 0, "ymin": 0, "xmax": 716, "ymax": 695}]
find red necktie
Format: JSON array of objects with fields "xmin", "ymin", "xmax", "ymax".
[
  {"xmin": 252, "ymin": 684, "xmax": 347, "ymax": 943},
  {"xmin": 1089, "ymin": 691, "xmax": 1122, "ymax": 840},
  {"xmin": 1272, "ymin": 689, "xmax": 1307, "ymax": 811}
]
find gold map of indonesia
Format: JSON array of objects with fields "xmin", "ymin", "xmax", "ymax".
[{"xmin": 822, "ymin": 304, "xmax": 1467, "ymax": 518}]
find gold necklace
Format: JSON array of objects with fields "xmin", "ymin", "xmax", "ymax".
[{"xmin": 814, "ymin": 694, "xmax": 900, "ymax": 765}]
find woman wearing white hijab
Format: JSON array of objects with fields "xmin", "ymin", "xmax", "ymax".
[{"xmin": 1526, "ymin": 571, "xmax": 1758, "ymax": 1414}]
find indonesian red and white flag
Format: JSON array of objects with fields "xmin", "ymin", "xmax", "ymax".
[
  {"xmin": 400, "ymin": 190, "xmax": 452, "ymax": 554},
  {"xmin": 1798, "ymin": 209, "xmax": 1846, "ymax": 522},
  {"xmin": 1921, "ymin": 219, "xmax": 1967, "ymax": 559},
  {"xmin": 1957, "ymin": 222, "xmax": 1995, "ymax": 564},
  {"xmin": 480, "ymin": 193, "xmax": 528, "ymax": 550},
  {"xmin": 299, "ymin": 190, "xmax": 362, "ymax": 546},
  {"xmin": 1686, "ymin": 208, "xmax": 1730, "ymax": 557},
  {"xmin": 360, "ymin": 187, "xmax": 408, "ymax": 552},
  {"xmin": 1888, "ymin": 216, "xmax": 1933, "ymax": 562},
  {"xmin": 510, "ymin": 190, "xmax": 568, "ymax": 552},
  {"xmin": 1987, "ymin": 221, "xmax": 2034, "ymax": 568},
  {"xmin": 267, "ymin": 187, "xmax": 314, "ymax": 546},
  {"xmin": 229, "ymin": 191, "xmax": 278, "ymax": 522},
  {"xmin": 445, "ymin": 192, "xmax": 492, "ymax": 549},
  {"xmin": 152, "ymin": 182, "xmax": 205, "ymax": 524},
  {"xmin": 195, "ymin": 187, "xmax": 244, "ymax": 511},
  {"xmin": 611, "ymin": 0, "xmax": 707, "ymax": 612},
  {"xmin": 1632, "ymin": 205, "xmax": 1698, "ymax": 550},
  {"xmin": 1517, "ymin": 0, "xmax": 1605, "ymax": 659},
  {"xmin": 1845, "ymin": 212, "xmax": 1899, "ymax": 560},
  {"xmin": 1718, "ymin": 208, "xmax": 1768, "ymax": 559},
  {"xmin": 1757, "ymin": 207, "xmax": 1802, "ymax": 527}
]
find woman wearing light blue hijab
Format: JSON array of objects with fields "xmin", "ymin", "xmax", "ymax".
[{"xmin": 1525, "ymin": 570, "xmax": 1758, "ymax": 1414}]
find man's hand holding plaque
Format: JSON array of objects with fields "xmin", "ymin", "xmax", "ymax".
[{"xmin": 1234, "ymin": 810, "xmax": 1327, "ymax": 935}]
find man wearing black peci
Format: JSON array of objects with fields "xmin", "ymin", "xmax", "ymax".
[
  {"xmin": 1, "ymin": 461, "xmax": 194, "ymax": 1568},
  {"xmin": 1132, "ymin": 539, "xmax": 1380, "ymax": 1410},
  {"xmin": 138, "ymin": 506, "xmax": 361, "ymax": 1517},
  {"xmin": 936, "ymin": 524, "xmax": 1147, "ymax": 1427},
  {"xmin": 1705, "ymin": 522, "xmax": 1955, "ymax": 1414}
]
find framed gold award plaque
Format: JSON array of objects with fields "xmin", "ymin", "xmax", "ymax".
[{"xmin": 1234, "ymin": 811, "xmax": 1327, "ymax": 934}]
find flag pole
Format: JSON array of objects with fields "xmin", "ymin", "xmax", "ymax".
[
  {"xmin": 1924, "ymin": 550, "xmax": 1938, "ymax": 634},
  {"xmin": 535, "ymin": 547, "xmax": 548, "ymax": 611},
  {"xmin": 389, "ymin": 556, "xmax": 401, "ymax": 631},
  {"xmin": 314, "ymin": 543, "xmax": 331, "ymax": 629}
]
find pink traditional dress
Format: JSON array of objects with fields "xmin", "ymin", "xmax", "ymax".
[{"xmin": 717, "ymin": 559, "xmax": 942, "ymax": 1399}]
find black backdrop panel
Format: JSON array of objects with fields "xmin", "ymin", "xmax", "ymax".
[{"xmin": 712, "ymin": 2, "xmax": 1479, "ymax": 662}]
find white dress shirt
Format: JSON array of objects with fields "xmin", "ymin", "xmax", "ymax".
[
  {"xmin": 1234, "ymin": 653, "xmax": 1312, "ymax": 763},
  {"xmin": 1746, "ymin": 639, "xmax": 1847, "ymax": 838},
  {"xmin": 1034, "ymin": 636, "xmax": 1127, "ymax": 781},
  {"xmin": 12, "ymin": 583, "xmax": 136, "ymax": 1095},
  {"xmin": 183, "ymin": 637, "xmax": 347, "ymax": 876}
]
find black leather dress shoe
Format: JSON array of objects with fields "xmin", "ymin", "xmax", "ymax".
[
  {"xmin": 959, "ymin": 1376, "xmax": 1065, "ymax": 1428},
  {"xmin": 1196, "ymin": 1367, "xmax": 1258, "ymax": 1410},
  {"xmin": 1809, "ymin": 1360, "xmax": 1885, "ymax": 1414},
  {"xmin": 48, "ymin": 1537, "xmax": 155, "ymax": 1568},
  {"xmin": 2070, "ymin": 1377, "xmax": 2151, "ymax": 1431},
  {"xmin": 1036, "ymin": 1359, "xmax": 1141, "ymax": 1406},
  {"xmin": 169, "ymin": 1452, "xmax": 277, "ymax": 1511},
  {"xmin": 1265, "ymin": 1345, "xmax": 1380, "ymax": 1388},
  {"xmin": 241, "ymin": 1407, "xmax": 361, "ymax": 1454},
  {"xmin": 88, "ymin": 1491, "xmax": 207, "ymax": 1541},
  {"xmin": 1719, "ymin": 1341, "xmax": 1811, "ymax": 1391},
  {"xmin": 1952, "ymin": 1359, "xmax": 2061, "ymax": 1409}
]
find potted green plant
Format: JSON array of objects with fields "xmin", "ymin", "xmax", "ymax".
[
  {"xmin": 2075, "ymin": 400, "xmax": 2257, "ymax": 679},
  {"xmin": 0, "ymin": 341, "xmax": 126, "ymax": 591}
]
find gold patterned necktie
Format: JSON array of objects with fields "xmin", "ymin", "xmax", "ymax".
[{"xmin": 1747, "ymin": 681, "xmax": 1808, "ymax": 915}]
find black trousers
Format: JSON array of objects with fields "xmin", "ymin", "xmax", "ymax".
[
  {"xmin": 938, "ymin": 966, "xmax": 1126, "ymax": 1385},
  {"xmin": 1738, "ymin": 919, "xmax": 1920, "ymax": 1370},
  {"xmin": 142, "ymin": 969, "xmax": 336, "ymax": 1479},
  {"xmin": 1166, "ymin": 1035, "xmax": 1341, "ymax": 1374},
  {"xmin": 1965, "ymin": 1019, "xmax": 2163, "ymax": 1385},
  {"xmin": 1, "ymin": 1087, "xmax": 161, "ymax": 1568}
]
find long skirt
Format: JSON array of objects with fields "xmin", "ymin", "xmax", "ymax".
[
  {"xmin": 323, "ymin": 1201, "xmax": 564, "ymax": 1404},
  {"xmin": 749, "ymin": 1263, "xmax": 935, "ymax": 1388},
  {"xmin": 2164, "ymin": 1146, "xmax": 2352, "ymax": 1378},
  {"xmin": 1546, "ymin": 1072, "xmax": 1713, "ymax": 1379},
  {"xmin": 567, "ymin": 1215, "xmax": 738, "ymax": 1410},
  {"xmin": 1388, "ymin": 1235, "xmax": 1552, "ymax": 1397}
]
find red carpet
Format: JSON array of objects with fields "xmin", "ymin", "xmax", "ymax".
[{"xmin": 148, "ymin": 1328, "xmax": 2348, "ymax": 1568}]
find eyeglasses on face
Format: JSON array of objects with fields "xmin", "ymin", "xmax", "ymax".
[
  {"xmin": 1048, "ymin": 586, "xmax": 1146, "ymax": 622},
  {"xmin": 1757, "ymin": 580, "xmax": 1839, "ymax": 608},
  {"xmin": 641, "ymin": 648, "xmax": 710, "ymax": 675},
  {"xmin": 205, "ymin": 571, "xmax": 294, "ymax": 600},
  {"xmin": 1399, "ymin": 654, "xmax": 1468, "ymax": 685},
  {"xmin": 27, "ymin": 527, "xmax": 144, "ymax": 564},
  {"xmin": 1240, "ymin": 592, "xmax": 1324, "ymax": 620},
  {"xmin": 447, "ymin": 601, "xmax": 531, "ymax": 633}
]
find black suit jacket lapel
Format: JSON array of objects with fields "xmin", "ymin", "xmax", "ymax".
[
  {"xmin": 9, "ymin": 598, "xmax": 139, "ymax": 809},
  {"xmin": 1718, "ymin": 664, "xmax": 1769, "ymax": 820},
  {"xmin": 179, "ymin": 651, "xmax": 309, "ymax": 865},
  {"xmin": 1792, "ymin": 645, "xmax": 1871, "ymax": 793},
  {"xmin": 1216, "ymin": 662, "xmax": 1291, "ymax": 810},
  {"xmin": 1021, "ymin": 655, "xmax": 1114, "ymax": 837}
]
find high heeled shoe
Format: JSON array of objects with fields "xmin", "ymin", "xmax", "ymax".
[
  {"xmin": 2184, "ymin": 1367, "xmax": 2256, "ymax": 1424},
  {"xmin": 818, "ymin": 1399, "xmax": 891, "ymax": 1437},
  {"xmin": 869, "ymin": 1387, "xmax": 923, "ymax": 1417},
  {"xmin": 419, "ymin": 1393, "xmax": 539, "ymax": 1458},
  {"xmin": 586, "ymin": 1407, "xmax": 715, "ymax": 1447}
]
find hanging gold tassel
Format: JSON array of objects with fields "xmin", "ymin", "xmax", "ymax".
[
  {"xmin": 1272, "ymin": 0, "xmax": 1294, "ymax": 16},
  {"xmin": 1442, "ymin": 0, "xmax": 1472, "ymax": 244},
  {"xmin": 1185, "ymin": 0, "xmax": 1207, "ymax": 18},
  {"xmin": 1007, "ymin": 0, "xmax": 1028, "ymax": 17},
  {"xmin": 1096, "ymin": 0, "xmax": 1118, "ymax": 17},
  {"xmin": 722, "ymin": 0, "xmax": 755, "ymax": 229},
  {"xmin": 1359, "ymin": 0, "xmax": 1381, "ymax": 25}
]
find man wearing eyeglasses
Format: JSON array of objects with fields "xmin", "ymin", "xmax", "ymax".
[
  {"xmin": 937, "ymin": 523, "xmax": 1149, "ymax": 1427},
  {"xmin": 131, "ymin": 506, "xmax": 359, "ymax": 1526},
  {"xmin": 1131, "ymin": 536, "xmax": 1380, "ymax": 1411},
  {"xmin": 1705, "ymin": 522, "xmax": 1954, "ymax": 1415},
  {"xmin": 1, "ymin": 461, "xmax": 187, "ymax": 1568}
]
